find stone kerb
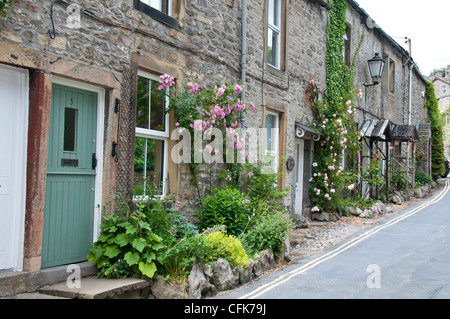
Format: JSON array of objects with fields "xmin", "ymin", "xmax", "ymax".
[{"xmin": 150, "ymin": 246, "xmax": 288, "ymax": 299}]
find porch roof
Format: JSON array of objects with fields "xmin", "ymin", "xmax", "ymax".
[
  {"xmin": 391, "ymin": 124, "xmax": 419, "ymax": 142},
  {"xmin": 295, "ymin": 122, "xmax": 322, "ymax": 141},
  {"xmin": 359, "ymin": 119, "xmax": 392, "ymax": 142}
]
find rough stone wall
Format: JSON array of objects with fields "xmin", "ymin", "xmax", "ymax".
[
  {"xmin": 345, "ymin": 3, "xmax": 426, "ymax": 128},
  {"xmin": 0, "ymin": 0, "xmax": 430, "ymax": 221}
]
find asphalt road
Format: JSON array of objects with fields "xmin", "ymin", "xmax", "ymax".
[{"xmin": 217, "ymin": 180, "xmax": 450, "ymax": 299}]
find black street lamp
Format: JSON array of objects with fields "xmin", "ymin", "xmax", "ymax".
[{"xmin": 364, "ymin": 52, "xmax": 386, "ymax": 87}]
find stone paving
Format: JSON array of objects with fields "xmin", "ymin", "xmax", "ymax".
[{"xmin": 289, "ymin": 217, "xmax": 379, "ymax": 261}]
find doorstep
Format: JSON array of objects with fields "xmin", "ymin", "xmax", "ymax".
[{"xmin": 38, "ymin": 277, "xmax": 151, "ymax": 299}]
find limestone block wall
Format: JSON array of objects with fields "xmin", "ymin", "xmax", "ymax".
[{"xmin": 0, "ymin": 0, "xmax": 430, "ymax": 222}]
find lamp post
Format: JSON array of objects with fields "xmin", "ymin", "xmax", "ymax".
[{"xmin": 361, "ymin": 52, "xmax": 388, "ymax": 201}]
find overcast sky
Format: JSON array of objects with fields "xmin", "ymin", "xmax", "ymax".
[{"xmin": 353, "ymin": 0, "xmax": 450, "ymax": 76}]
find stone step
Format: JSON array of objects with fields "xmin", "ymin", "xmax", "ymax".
[{"xmin": 38, "ymin": 277, "xmax": 151, "ymax": 299}]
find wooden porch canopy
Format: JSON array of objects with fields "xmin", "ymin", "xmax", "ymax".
[
  {"xmin": 359, "ymin": 119, "xmax": 392, "ymax": 142},
  {"xmin": 390, "ymin": 123, "xmax": 419, "ymax": 188},
  {"xmin": 359, "ymin": 119, "xmax": 392, "ymax": 200},
  {"xmin": 391, "ymin": 124, "xmax": 419, "ymax": 142}
]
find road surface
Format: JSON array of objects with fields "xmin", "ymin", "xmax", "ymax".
[{"xmin": 217, "ymin": 180, "xmax": 450, "ymax": 299}]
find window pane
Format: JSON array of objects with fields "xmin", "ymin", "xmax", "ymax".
[
  {"xmin": 265, "ymin": 114, "xmax": 279, "ymax": 152},
  {"xmin": 268, "ymin": 0, "xmax": 279, "ymax": 27},
  {"xmin": 64, "ymin": 107, "xmax": 77, "ymax": 152},
  {"xmin": 136, "ymin": 75, "xmax": 166, "ymax": 132},
  {"xmin": 134, "ymin": 137, "xmax": 165, "ymax": 196},
  {"xmin": 267, "ymin": 28, "xmax": 279, "ymax": 67},
  {"xmin": 140, "ymin": 0, "xmax": 171, "ymax": 15},
  {"xmin": 150, "ymin": 80, "xmax": 165, "ymax": 131},
  {"xmin": 137, "ymin": 76, "xmax": 150, "ymax": 129}
]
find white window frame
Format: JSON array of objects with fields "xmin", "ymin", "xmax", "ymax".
[
  {"xmin": 267, "ymin": 0, "xmax": 281, "ymax": 69},
  {"xmin": 140, "ymin": 0, "xmax": 173, "ymax": 16},
  {"xmin": 134, "ymin": 70, "xmax": 170, "ymax": 200},
  {"xmin": 264, "ymin": 110, "xmax": 280, "ymax": 173}
]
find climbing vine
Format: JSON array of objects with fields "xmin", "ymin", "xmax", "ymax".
[
  {"xmin": 309, "ymin": 0, "xmax": 364, "ymax": 213},
  {"xmin": 324, "ymin": 0, "xmax": 351, "ymax": 104},
  {"xmin": 0, "ymin": 0, "xmax": 13, "ymax": 20},
  {"xmin": 424, "ymin": 81, "xmax": 445, "ymax": 180}
]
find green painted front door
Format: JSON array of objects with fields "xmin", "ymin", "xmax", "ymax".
[{"xmin": 41, "ymin": 84, "xmax": 98, "ymax": 268}]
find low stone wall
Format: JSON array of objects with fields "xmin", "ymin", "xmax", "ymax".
[
  {"xmin": 149, "ymin": 241, "xmax": 290, "ymax": 299},
  {"xmin": 311, "ymin": 183, "xmax": 437, "ymax": 221}
]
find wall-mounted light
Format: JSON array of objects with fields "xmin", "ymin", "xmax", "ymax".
[{"xmin": 364, "ymin": 52, "xmax": 386, "ymax": 87}]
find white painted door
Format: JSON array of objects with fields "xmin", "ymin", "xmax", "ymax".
[
  {"xmin": 0, "ymin": 64, "xmax": 28, "ymax": 271},
  {"xmin": 295, "ymin": 140, "xmax": 304, "ymax": 215}
]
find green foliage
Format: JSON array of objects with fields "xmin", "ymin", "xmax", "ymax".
[
  {"xmin": 415, "ymin": 171, "xmax": 433, "ymax": 187},
  {"xmin": 158, "ymin": 233, "xmax": 207, "ymax": 279},
  {"xmin": 391, "ymin": 166, "xmax": 408, "ymax": 191},
  {"xmin": 221, "ymin": 159, "xmax": 291, "ymax": 213},
  {"xmin": 309, "ymin": 0, "xmax": 366, "ymax": 213},
  {"xmin": 162, "ymin": 78, "xmax": 255, "ymax": 195},
  {"xmin": 239, "ymin": 210, "xmax": 293, "ymax": 256},
  {"xmin": 203, "ymin": 230, "xmax": 249, "ymax": 268},
  {"xmin": 425, "ymin": 82, "xmax": 445, "ymax": 179},
  {"xmin": 360, "ymin": 152, "xmax": 384, "ymax": 197},
  {"xmin": 140, "ymin": 197, "xmax": 174, "ymax": 243},
  {"xmin": 197, "ymin": 186, "xmax": 256, "ymax": 237},
  {"xmin": 0, "ymin": 0, "xmax": 13, "ymax": 20},
  {"xmin": 325, "ymin": 0, "xmax": 351, "ymax": 103},
  {"xmin": 309, "ymin": 90, "xmax": 362, "ymax": 212},
  {"xmin": 87, "ymin": 203, "xmax": 164, "ymax": 279}
]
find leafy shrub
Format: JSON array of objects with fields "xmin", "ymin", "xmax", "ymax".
[
  {"xmin": 197, "ymin": 186, "xmax": 256, "ymax": 236},
  {"xmin": 159, "ymin": 225, "xmax": 250, "ymax": 278},
  {"xmin": 140, "ymin": 198, "xmax": 174, "ymax": 243},
  {"xmin": 242, "ymin": 162, "xmax": 291, "ymax": 211},
  {"xmin": 391, "ymin": 166, "xmax": 408, "ymax": 191},
  {"xmin": 202, "ymin": 229, "xmax": 249, "ymax": 268},
  {"xmin": 87, "ymin": 204, "xmax": 164, "ymax": 279},
  {"xmin": 168, "ymin": 209, "xmax": 199, "ymax": 239},
  {"xmin": 415, "ymin": 171, "xmax": 433, "ymax": 186},
  {"xmin": 240, "ymin": 210, "xmax": 293, "ymax": 256},
  {"xmin": 158, "ymin": 234, "xmax": 207, "ymax": 279}
]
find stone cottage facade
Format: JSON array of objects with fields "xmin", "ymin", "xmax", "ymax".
[{"xmin": 0, "ymin": 0, "xmax": 430, "ymax": 294}]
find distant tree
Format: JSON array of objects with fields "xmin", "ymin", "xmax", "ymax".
[
  {"xmin": 429, "ymin": 67, "xmax": 446, "ymax": 78},
  {"xmin": 425, "ymin": 82, "xmax": 445, "ymax": 179}
]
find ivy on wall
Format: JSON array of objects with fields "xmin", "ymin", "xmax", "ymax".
[
  {"xmin": 424, "ymin": 82, "xmax": 445, "ymax": 180},
  {"xmin": 0, "ymin": 0, "xmax": 13, "ymax": 20},
  {"xmin": 309, "ymin": 0, "xmax": 364, "ymax": 214},
  {"xmin": 324, "ymin": 0, "xmax": 350, "ymax": 103}
]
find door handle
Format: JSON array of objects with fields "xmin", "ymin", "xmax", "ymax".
[{"xmin": 92, "ymin": 153, "xmax": 97, "ymax": 170}]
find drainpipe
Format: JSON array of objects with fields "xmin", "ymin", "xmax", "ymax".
[
  {"xmin": 240, "ymin": 0, "xmax": 247, "ymax": 132},
  {"xmin": 408, "ymin": 62, "xmax": 413, "ymax": 125},
  {"xmin": 238, "ymin": 0, "xmax": 247, "ymax": 191},
  {"xmin": 405, "ymin": 37, "xmax": 412, "ymax": 125}
]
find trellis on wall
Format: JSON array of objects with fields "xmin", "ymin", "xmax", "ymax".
[{"xmin": 115, "ymin": 64, "xmax": 138, "ymax": 203}]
